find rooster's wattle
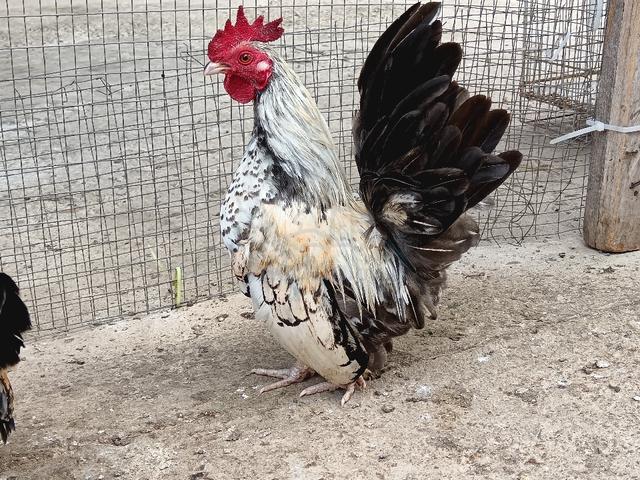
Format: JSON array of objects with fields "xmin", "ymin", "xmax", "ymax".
[{"xmin": 207, "ymin": 3, "xmax": 522, "ymax": 404}]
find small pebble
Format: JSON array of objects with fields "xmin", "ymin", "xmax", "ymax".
[
  {"xmin": 381, "ymin": 404, "xmax": 395, "ymax": 413},
  {"xmin": 595, "ymin": 360, "xmax": 610, "ymax": 369},
  {"xmin": 582, "ymin": 364, "xmax": 595, "ymax": 375},
  {"xmin": 414, "ymin": 385, "xmax": 432, "ymax": 400},
  {"xmin": 633, "ymin": 396, "xmax": 640, "ymax": 402},
  {"xmin": 225, "ymin": 429, "xmax": 241, "ymax": 442},
  {"xmin": 557, "ymin": 379, "xmax": 571, "ymax": 388},
  {"xmin": 111, "ymin": 435, "xmax": 131, "ymax": 446},
  {"xmin": 608, "ymin": 384, "xmax": 621, "ymax": 393}
]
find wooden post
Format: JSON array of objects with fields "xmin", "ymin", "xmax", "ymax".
[{"xmin": 583, "ymin": 0, "xmax": 640, "ymax": 253}]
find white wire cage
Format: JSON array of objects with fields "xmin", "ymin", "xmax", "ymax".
[{"xmin": 0, "ymin": 0, "xmax": 606, "ymax": 333}]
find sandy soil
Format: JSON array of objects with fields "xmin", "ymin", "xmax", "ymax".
[{"xmin": 1, "ymin": 236, "xmax": 639, "ymax": 480}]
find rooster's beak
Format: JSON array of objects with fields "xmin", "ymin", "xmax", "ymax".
[{"xmin": 204, "ymin": 62, "xmax": 229, "ymax": 76}]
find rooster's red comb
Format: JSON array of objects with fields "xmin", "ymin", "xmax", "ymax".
[{"xmin": 208, "ymin": 6, "xmax": 284, "ymax": 61}]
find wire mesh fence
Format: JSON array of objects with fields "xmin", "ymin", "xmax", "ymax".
[{"xmin": 0, "ymin": 0, "xmax": 606, "ymax": 334}]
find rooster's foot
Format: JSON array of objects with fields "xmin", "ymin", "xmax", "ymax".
[
  {"xmin": 251, "ymin": 363, "xmax": 315, "ymax": 394},
  {"xmin": 299, "ymin": 377, "xmax": 367, "ymax": 406}
]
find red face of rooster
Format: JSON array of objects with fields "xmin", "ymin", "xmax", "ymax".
[{"xmin": 205, "ymin": 7, "xmax": 284, "ymax": 104}]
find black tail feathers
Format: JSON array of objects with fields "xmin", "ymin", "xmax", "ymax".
[
  {"xmin": 0, "ymin": 273, "xmax": 31, "ymax": 444},
  {"xmin": 0, "ymin": 273, "xmax": 31, "ymax": 369},
  {"xmin": 354, "ymin": 2, "xmax": 522, "ymax": 271}
]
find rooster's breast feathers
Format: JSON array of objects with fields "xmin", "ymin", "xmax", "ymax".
[{"xmin": 242, "ymin": 201, "xmax": 404, "ymax": 385}]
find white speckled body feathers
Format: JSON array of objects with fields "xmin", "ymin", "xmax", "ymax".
[{"xmin": 220, "ymin": 135, "xmax": 276, "ymax": 255}]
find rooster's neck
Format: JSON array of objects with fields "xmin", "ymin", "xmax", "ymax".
[{"xmin": 252, "ymin": 52, "xmax": 353, "ymax": 209}]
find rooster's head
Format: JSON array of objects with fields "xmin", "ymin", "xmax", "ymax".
[{"xmin": 205, "ymin": 6, "xmax": 284, "ymax": 104}]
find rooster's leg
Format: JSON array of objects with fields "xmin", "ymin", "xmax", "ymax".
[
  {"xmin": 0, "ymin": 369, "xmax": 16, "ymax": 444},
  {"xmin": 251, "ymin": 363, "xmax": 315, "ymax": 394},
  {"xmin": 299, "ymin": 377, "xmax": 367, "ymax": 406},
  {"xmin": 231, "ymin": 243, "xmax": 248, "ymax": 281}
]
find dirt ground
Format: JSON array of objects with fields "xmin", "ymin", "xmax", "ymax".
[{"xmin": 1, "ymin": 235, "xmax": 639, "ymax": 480}]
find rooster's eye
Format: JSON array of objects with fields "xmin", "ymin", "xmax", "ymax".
[{"xmin": 238, "ymin": 52, "xmax": 252, "ymax": 65}]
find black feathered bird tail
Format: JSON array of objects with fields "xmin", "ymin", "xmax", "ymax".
[
  {"xmin": 0, "ymin": 273, "xmax": 31, "ymax": 443},
  {"xmin": 353, "ymin": 2, "xmax": 522, "ymax": 330}
]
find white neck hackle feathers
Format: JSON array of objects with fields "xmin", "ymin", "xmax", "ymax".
[{"xmin": 255, "ymin": 48, "xmax": 355, "ymax": 209}]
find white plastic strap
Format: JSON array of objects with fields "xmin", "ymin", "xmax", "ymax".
[
  {"xmin": 549, "ymin": 30, "xmax": 572, "ymax": 61},
  {"xmin": 550, "ymin": 119, "xmax": 640, "ymax": 145}
]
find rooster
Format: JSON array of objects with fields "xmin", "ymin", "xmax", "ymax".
[
  {"xmin": 0, "ymin": 273, "xmax": 31, "ymax": 442},
  {"xmin": 206, "ymin": 3, "xmax": 522, "ymax": 405}
]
